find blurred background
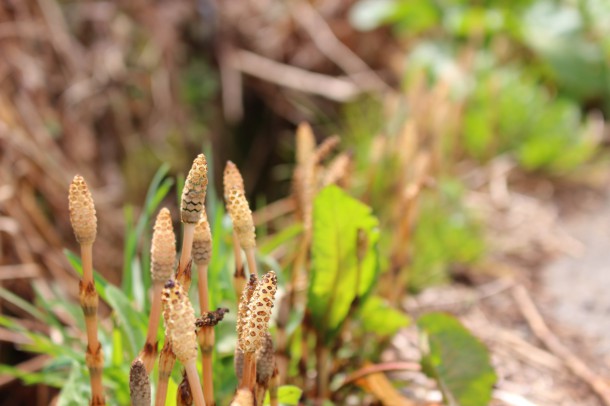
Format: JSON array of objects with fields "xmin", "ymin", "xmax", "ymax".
[{"xmin": 2, "ymin": 0, "xmax": 610, "ymax": 404}]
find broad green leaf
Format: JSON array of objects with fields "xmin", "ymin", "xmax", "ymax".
[
  {"xmin": 360, "ymin": 296, "xmax": 410, "ymax": 336},
  {"xmin": 105, "ymin": 285, "xmax": 147, "ymax": 357},
  {"xmin": 308, "ymin": 186, "xmax": 379, "ymax": 343},
  {"xmin": 264, "ymin": 385, "xmax": 303, "ymax": 405},
  {"xmin": 418, "ymin": 313, "xmax": 496, "ymax": 406}
]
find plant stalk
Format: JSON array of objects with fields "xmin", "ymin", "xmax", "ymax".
[
  {"xmin": 141, "ymin": 282, "xmax": 163, "ymax": 373},
  {"xmin": 241, "ymin": 352, "xmax": 257, "ymax": 390},
  {"xmin": 179, "ymin": 224, "xmax": 195, "ymax": 275},
  {"xmin": 232, "ymin": 232, "xmax": 246, "ymax": 298},
  {"xmin": 315, "ymin": 344, "xmax": 330, "ymax": 403},
  {"xmin": 245, "ymin": 248, "xmax": 259, "ymax": 278},
  {"xmin": 197, "ymin": 261, "xmax": 215, "ymax": 405},
  {"xmin": 79, "ymin": 243, "xmax": 105, "ymax": 405},
  {"xmin": 155, "ymin": 338, "xmax": 176, "ymax": 406},
  {"xmin": 185, "ymin": 360, "xmax": 207, "ymax": 406}
]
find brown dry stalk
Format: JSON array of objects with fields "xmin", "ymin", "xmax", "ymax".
[
  {"xmin": 155, "ymin": 338, "xmax": 176, "ymax": 406},
  {"xmin": 141, "ymin": 207, "xmax": 176, "ymax": 373},
  {"xmin": 162, "ymin": 279, "xmax": 205, "ymax": 406},
  {"xmin": 180, "ymin": 154, "xmax": 208, "ymax": 275},
  {"xmin": 129, "ymin": 359, "xmax": 151, "ymax": 406},
  {"xmin": 177, "ymin": 371, "xmax": 194, "ymax": 406},
  {"xmin": 68, "ymin": 175, "xmax": 104, "ymax": 405}
]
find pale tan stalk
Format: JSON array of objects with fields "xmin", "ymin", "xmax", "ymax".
[
  {"xmin": 179, "ymin": 225, "xmax": 196, "ymax": 275},
  {"xmin": 185, "ymin": 360, "xmax": 206, "ymax": 406},
  {"xmin": 232, "ymin": 232, "xmax": 246, "ymax": 298},
  {"xmin": 245, "ymin": 248, "xmax": 258, "ymax": 278},
  {"xmin": 69, "ymin": 175, "xmax": 104, "ymax": 405},
  {"xmin": 81, "ymin": 244, "xmax": 94, "ymax": 285},
  {"xmin": 193, "ymin": 212, "xmax": 215, "ymax": 405}
]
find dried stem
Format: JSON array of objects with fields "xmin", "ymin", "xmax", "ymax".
[
  {"xmin": 141, "ymin": 282, "xmax": 162, "ymax": 373},
  {"xmin": 184, "ymin": 360, "xmax": 206, "ymax": 406},
  {"xmin": 155, "ymin": 338, "xmax": 176, "ymax": 406}
]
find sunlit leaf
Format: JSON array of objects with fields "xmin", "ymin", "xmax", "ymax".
[
  {"xmin": 418, "ymin": 313, "xmax": 496, "ymax": 406},
  {"xmin": 264, "ymin": 385, "xmax": 303, "ymax": 405},
  {"xmin": 360, "ymin": 296, "xmax": 410, "ymax": 336},
  {"xmin": 308, "ymin": 185, "xmax": 379, "ymax": 343}
]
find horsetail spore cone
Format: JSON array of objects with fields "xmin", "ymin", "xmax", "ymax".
[
  {"xmin": 151, "ymin": 208, "xmax": 177, "ymax": 283},
  {"xmin": 162, "ymin": 279, "xmax": 206, "ymax": 406},
  {"xmin": 238, "ymin": 272, "xmax": 277, "ymax": 390},
  {"xmin": 224, "ymin": 161, "xmax": 245, "ymax": 198},
  {"xmin": 226, "ymin": 185, "xmax": 259, "ymax": 286},
  {"xmin": 181, "ymin": 154, "xmax": 208, "ymax": 224},
  {"xmin": 179, "ymin": 154, "xmax": 208, "ymax": 278},
  {"xmin": 193, "ymin": 213, "xmax": 212, "ymax": 269},
  {"xmin": 142, "ymin": 207, "xmax": 176, "ymax": 373},
  {"xmin": 68, "ymin": 175, "xmax": 104, "ymax": 405},
  {"xmin": 240, "ymin": 271, "xmax": 277, "ymax": 353},
  {"xmin": 69, "ymin": 175, "xmax": 97, "ymax": 247},
  {"xmin": 226, "ymin": 187, "xmax": 256, "ymax": 250},
  {"xmin": 129, "ymin": 359, "xmax": 151, "ymax": 406}
]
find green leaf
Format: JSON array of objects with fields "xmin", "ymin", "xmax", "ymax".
[
  {"xmin": 264, "ymin": 385, "xmax": 303, "ymax": 405},
  {"xmin": 105, "ymin": 285, "xmax": 147, "ymax": 358},
  {"xmin": 308, "ymin": 186, "xmax": 379, "ymax": 343},
  {"xmin": 418, "ymin": 313, "xmax": 496, "ymax": 406},
  {"xmin": 360, "ymin": 296, "xmax": 410, "ymax": 336},
  {"xmin": 57, "ymin": 361, "xmax": 89, "ymax": 406},
  {"xmin": 0, "ymin": 363, "xmax": 64, "ymax": 388},
  {"xmin": 123, "ymin": 164, "xmax": 173, "ymax": 299},
  {"xmin": 0, "ymin": 286, "xmax": 47, "ymax": 321}
]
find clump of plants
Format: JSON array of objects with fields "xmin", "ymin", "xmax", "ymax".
[{"xmin": 0, "ymin": 125, "xmax": 497, "ymax": 406}]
